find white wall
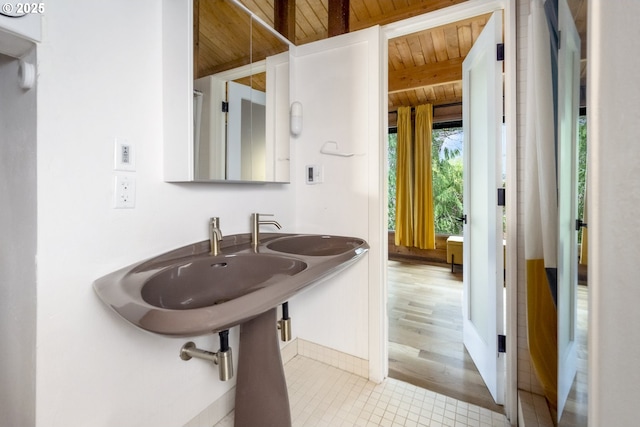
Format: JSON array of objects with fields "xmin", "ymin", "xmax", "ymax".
[
  {"xmin": 34, "ymin": 1, "xmax": 295, "ymax": 426},
  {"xmin": 589, "ymin": 0, "xmax": 640, "ymax": 424},
  {"xmin": 287, "ymin": 27, "xmax": 384, "ymax": 370},
  {"xmin": 0, "ymin": 50, "xmax": 37, "ymax": 427}
]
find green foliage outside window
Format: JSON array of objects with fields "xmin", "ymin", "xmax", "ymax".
[
  {"xmin": 388, "ymin": 133, "xmax": 398, "ymax": 231},
  {"xmin": 431, "ymin": 128, "xmax": 464, "ymax": 235},
  {"xmin": 577, "ymin": 116, "xmax": 587, "ymax": 242}
]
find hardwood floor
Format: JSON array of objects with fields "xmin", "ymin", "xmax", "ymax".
[
  {"xmin": 387, "ymin": 260, "xmax": 504, "ymax": 414},
  {"xmin": 388, "ymin": 259, "xmax": 589, "ymax": 425},
  {"xmin": 558, "ymin": 283, "xmax": 588, "ymax": 426}
]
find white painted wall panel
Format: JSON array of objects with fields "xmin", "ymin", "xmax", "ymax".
[
  {"xmin": 34, "ymin": 1, "xmax": 296, "ymax": 426},
  {"xmin": 289, "ymin": 27, "xmax": 383, "ymax": 364},
  {"xmin": 0, "ymin": 49, "xmax": 37, "ymax": 427},
  {"xmin": 589, "ymin": 0, "xmax": 640, "ymax": 424}
]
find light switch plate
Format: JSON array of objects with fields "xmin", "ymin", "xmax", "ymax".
[
  {"xmin": 114, "ymin": 138, "xmax": 135, "ymax": 171},
  {"xmin": 306, "ymin": 164, "xmax": 323, "ymax": 184}
]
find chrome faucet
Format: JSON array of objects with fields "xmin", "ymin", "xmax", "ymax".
[
  {"xmin": 251, "ymin": 213, "xmax": 281, "ymax": 249},
  {"xmin": 209, "ymin": 217, "xmax": 223, "ymax": 256}
]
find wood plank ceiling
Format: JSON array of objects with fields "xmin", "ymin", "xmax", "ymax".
[{"xmin": 197, "ymin": 0, "xmax": 588, "ymax": 121}]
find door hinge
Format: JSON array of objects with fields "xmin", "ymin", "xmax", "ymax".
[
  {"xmin": 498, "ymin": 334, "xmax": 506, "ymax": 353},
  {"xmin": 221, "ymin": 101, "xmax": 229, "ymax": 112},
  {"xmin": 496, "ymin": 43, "xmax": 505, "ymax": 61},
  {"xmin": 497, "ymin": 188, "xmax": 506, "ymax": 206},
  {"xmin": 558, "ymin": 30, "xmax": 562, "ymax": 50}
]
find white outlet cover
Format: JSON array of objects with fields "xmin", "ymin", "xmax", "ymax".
[
  {"xmin": 114, "ymin": 174, "xmax": 136, "ymax": 209},
  {"xmin": 114, "ymin": 138, "xmax": 135, "ymax": 171}
]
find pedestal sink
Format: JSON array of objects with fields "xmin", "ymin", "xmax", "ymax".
[{"xmin": 93, "ymin": 232, "xmax": 368, "ymax": 427}]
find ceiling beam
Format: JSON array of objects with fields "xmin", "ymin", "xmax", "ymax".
[
  {"xmin": 328, "ymin": 0, "xmax": 349, "ymax": 37},
  {"xmin": 388, "ymin": 57, "xmax": 463, "ymax": 94},
  {"xmin": 275, "ymin": 0, "xmax": 296, "ymax": 42}
]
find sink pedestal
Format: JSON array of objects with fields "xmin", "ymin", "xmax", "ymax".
[{"xmin": 234, "ymin": 308, "xmax": 292, "ymax": 427}]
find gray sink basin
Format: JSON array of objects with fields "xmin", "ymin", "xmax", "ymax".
[
  {"xmin": 141, "ymin": 254, "xmax": 307, "ymax": 310},
  {"xmin": 93, "ymin": 232, "xmax": 369, "ymax": 336},
  {"xmin": 266, "ymin": 235, "xmax": 366, "ymax": 256}
]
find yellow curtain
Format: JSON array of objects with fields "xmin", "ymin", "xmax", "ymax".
[
  {"xmin": 580, "ymin": 182, "xmax": 589, "ymax": 264},
  {"xmin": 526, "ymin": 259, "xmax": 558, "ymax": 412},
  {"xmin": 394, "ymin": 106, "xmax": 413, "ymax": 247},
  {"xmin": 414, "ymin": 104, "xmax": 436, "ymax": 249}
]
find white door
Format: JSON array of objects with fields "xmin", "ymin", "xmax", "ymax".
[
  {"xmin": 462, "ymin": 11, "xmax": 504, "ymax": 405},
  {"xmin": 557, "ymin": 0, "xmax": 580, "ymax": 419},
  {"xmin": 227, "ymin": 81, "xmax": 267, "ymax": 180}
]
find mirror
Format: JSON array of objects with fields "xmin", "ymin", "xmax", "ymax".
[{"xmin": 192, "ymin": 0, "xmax": 291, "ymax": 182}]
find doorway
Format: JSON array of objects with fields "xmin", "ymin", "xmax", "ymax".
[
  {"xmin": 386, "ymin": 119, "xmax": 499, "ymax": 411},
  {"xmin": 381, "ymin": 0, "xmax": 517, "ymax": 420}
]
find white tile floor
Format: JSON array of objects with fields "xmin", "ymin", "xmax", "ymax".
[{"xmin": 214, "ymin": 355, "xmax": 509, "ymax": 427}]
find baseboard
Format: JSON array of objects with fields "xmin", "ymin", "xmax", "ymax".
[
  {"xmin": 183, "ymin": 386, "xmax": 235, "ymax": 427},
  {"xmin": 296, "ymin": 338, "xmax": 369, "ymax": 378}
]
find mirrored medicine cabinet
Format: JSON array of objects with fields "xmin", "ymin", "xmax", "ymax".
[{"xmin": 163, "ymin": 0, "xmax": 292, "ymax": 183}]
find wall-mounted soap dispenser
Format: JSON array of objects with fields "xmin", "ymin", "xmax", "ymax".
[{"xmin": 290, "ymin": 101, "xmax": 303, "ymax": 136}]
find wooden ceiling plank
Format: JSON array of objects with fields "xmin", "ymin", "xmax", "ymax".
[
  {"xmin": 407, "ymin": 34, "xmax": 426, "ymax": 67},
  {"xmin": 407, "ymin": 90, "xmax": 420, "ymax": 106},
  {"xmin": 388, "ymin": 41, "xmax": 405, "ymax": 72},
  {"xmin": 394, "ymin": 38, "xmax": 412, "ymax": 68},
  {"xmin": 443, "ymin": 82, "xmax": 455, "ymax": 99},
  {"xmin": 242, "ymin": 0, "xmax": 273, "ymax": 26},
  {"xmin": 418, "ymin": 32, "xmax": 437, "ymax": 64},
  {"xmin": 443, "ymin": 25, "xmax": 460, "ymax": 59},
  {"xmin": 430, "ymin": 28, "xmax": 449, "ymax": 62},
  {"xmin": 390, "ymin": 0, "xmax": 410, "ymax": 10},
  {"xmin": 296, "ymin": 0, "xmax": 327, "ymax": 44},
  {"xmin": 453, "ymin": 81, "xmax": 462, "ymax": 98},
  {"xmin": 433, "ymin": 84, "xmax": 447, "ymax": 101},
  {"xmin": 378, "ymin": 0, "xmax": 396, "ymax": 15},
  {"xmin": 470, "ymin": 17, "xmax": 487, "ymax": 41},
  {"xmin": 200, "ymin": 0, "xmax": 251, "ymax": 61},
  {"xmin": 457, "ymin": 24, "xmax": 473, "ymax": 57},
  {"xmin": 362, "ymin": 0, "xmax": 383, "ymax": 20},
  {"xmin": 349, "ymin": 0, "xmax": 369, "ymax": 24}
]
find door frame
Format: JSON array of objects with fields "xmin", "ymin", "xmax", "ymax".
[{"xmin": 378, "ymin": 0, "xmax": 517, "ymax": 422}]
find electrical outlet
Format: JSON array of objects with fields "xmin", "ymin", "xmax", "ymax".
[
  {"xmin": 114, "ymin": 174, "xmax": 136, "ymax": 209},
  {"xmin": 114, "ymin": 138, "xmax": 135, "ymax": 171}
]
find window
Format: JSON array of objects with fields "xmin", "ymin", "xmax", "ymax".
[{"xmin": 388, "ymin": 124, "xmax": 464, "ymax": 235}]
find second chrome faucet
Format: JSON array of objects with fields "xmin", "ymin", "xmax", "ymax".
[
  {"xmin": 209, "ymin": 217, "xmax": 223, "ymax": 256},
  {"xmin": 251, "ymin": 213, "xmax": 281, "ymax": 249}
]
